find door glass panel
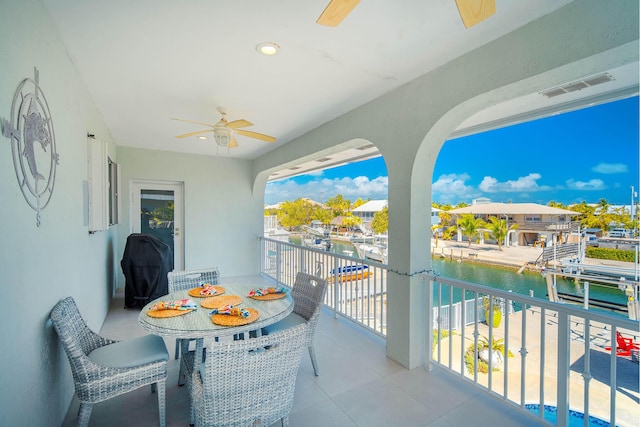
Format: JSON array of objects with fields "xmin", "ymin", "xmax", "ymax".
[{"xmin": 140, "ymin": 189, "xmax": 175, "ymax": 256}]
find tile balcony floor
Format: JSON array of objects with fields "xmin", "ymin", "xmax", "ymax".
[{"xmin": 62, "ymin": 290, "xmax": 541, "ymax": 427}]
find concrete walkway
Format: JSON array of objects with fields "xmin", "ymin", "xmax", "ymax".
[
  {"xmin": 434, "ymin": 307, "xmax": 640, "ymax": 426},
  {"xmin": 431, "ymin": 240, "xmax": 638, "ymax": 273}
]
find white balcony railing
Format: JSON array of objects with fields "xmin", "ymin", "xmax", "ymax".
[
  {"xmin": 260, "ymin": 237, "xmax": 640, "ymax": 427},
  {"xmin": 261, "ymin": 237, "xmax": 388, "ymax": 337}
]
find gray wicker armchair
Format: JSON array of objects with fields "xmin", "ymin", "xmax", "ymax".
[
  {"xmin": 167, "ymin": 267, "xmax": 220, "ymax": 385},
  {"xmin": 191, "ymin": 322, "xmax": 309, "ymax": 427},
  {"xmin": 261, "ymin": 272, "xmax": 328, "ymax": 376},
  {"xmin": 50, "ymin": 297, "xmax": 168, "ymax": 427}
]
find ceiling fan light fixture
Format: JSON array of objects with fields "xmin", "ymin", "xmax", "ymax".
[
  {"xmin": 213, "ymin": 127, "xmax": 232, "ymax": 146},
  {"xmin": 256, "ymin": 42, "xmax": 280, "ymax": 56}
]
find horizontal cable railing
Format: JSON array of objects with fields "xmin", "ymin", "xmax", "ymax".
[{"xmin": 260, "ymin": 236, "xmax": 639, "ymax": 426}]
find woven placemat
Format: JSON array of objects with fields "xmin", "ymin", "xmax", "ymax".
[
  {"xmin": 146, "ymin": 309, "xmax": 194, "ymax": 318},
  {"xmin": 200, "ymin": 295, "xmax": 243, "ymax": 309},
  {"xmin": 211, "ymin": 308, "xmax": 259, "ymax": 326},
  {"xmin": 188, "ymin": 285, "xmax": 226, "ymax": 298},
  {"xmin": 248, "ymin": 293, "xmax": 286, "ymax": 301}
]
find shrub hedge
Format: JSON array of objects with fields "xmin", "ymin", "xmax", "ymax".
[{"xmin": 586, "ymin": 246, "xmax": 636, "ymax": 262}]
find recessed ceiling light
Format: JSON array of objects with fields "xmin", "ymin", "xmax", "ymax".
[
  {"xmin": 198, "ymin": 135, "xmax": 208, "ymax": 140},
  {"xmin": 256, "ymin": 42, "xmax": 280, "ymax": 56}
]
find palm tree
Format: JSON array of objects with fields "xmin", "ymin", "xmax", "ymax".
[
  {"xmin": 326, "ymin": 194, "xmax": 351, "ymax": 216},
  {"xmin": 547, "ymin": 200, "xmax": 567, "ymax": 209},
  {"xmin": 485, "ymin": 216, "xmax": 518, "ymax": 251},
  {"xmin": 457, "ymin": 214, "xmax": 485, "ymax": 247},
  {"xmin": 597, "ymin": 198, "xmax": 610, "ymax": 216}
]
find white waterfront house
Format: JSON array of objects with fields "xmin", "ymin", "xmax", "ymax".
[
  {"xmin": 352, "ymin": 200, "xmax": 442, "ymax": 232},
  {"xmin": 351, "ymin": 200, "xmax": 388, "ymax": 231}
]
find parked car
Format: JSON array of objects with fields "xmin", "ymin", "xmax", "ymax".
[{"xmin": 608, "ymin": 228, "xmax": 630, "ymax": 238}]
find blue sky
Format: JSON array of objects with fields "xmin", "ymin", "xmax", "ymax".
[{"xmin": 265, "ymin": 96, "xmax": 639, "ymax": 206}]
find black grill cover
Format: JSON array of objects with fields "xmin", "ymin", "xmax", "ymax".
[{"xmin": 121, "ymin": 233, "xmax": 173, "ymax": 308}]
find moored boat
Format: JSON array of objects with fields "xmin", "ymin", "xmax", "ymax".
[{"xmin": 328, "ymin": 264, "xmax": 370, "ymax": 282}]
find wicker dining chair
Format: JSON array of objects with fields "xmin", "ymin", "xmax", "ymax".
[
  {"xmin": 167, "ymin": 267, "xmax": 220, "ymax": 386},
  {"xmin": 50, "ymin": 297, "xmax": 168, "ymax": 427},
  {"xmin": 261, "ymin": 272, "xmax": 328, "ymax": 376},
  {"xmin": 191, "ymin": 322, "xmax": 309, "ymax": 427}
]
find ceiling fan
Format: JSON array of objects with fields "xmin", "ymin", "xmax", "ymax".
[
  {"xmin": 172, "ymin": 107, "xmax": 276, "ymax": 149},
  {"xmin": 316, "ymin": 0, "xmax": 495, "ymax": 28}
]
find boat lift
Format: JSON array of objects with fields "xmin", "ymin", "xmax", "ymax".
[{"xmin": 542, "ymin": 234, "xmax": 640, "ymax": 319}]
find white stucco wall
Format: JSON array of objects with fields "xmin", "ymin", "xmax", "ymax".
[
  {"xmin": 0, "ymin": 0, "xmax": 118, "ymax": 425},
  {"xmin": 0, "ymin": 2, "xmax": 266, "ymax": 424}
]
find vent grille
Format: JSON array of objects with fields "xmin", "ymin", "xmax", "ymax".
[
  {"xmin": 357, "ymin": 144, "xmax": 376, "ymax": 150},
  {"xmin": 540, "ymin": 73, "xmax": 614, "ymax": 98},
  {"xmin": 289, "ymin": 166, "xmax": 301, "ymax": 170},
  {"xmin": 316, "ymin": 157, "xmax": 332, "ymax": 162},
  {"xmin": 584, "ymin": 74, "xmax": 614, "ymax": 86}
]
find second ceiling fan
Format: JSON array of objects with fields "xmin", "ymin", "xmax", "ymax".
[{"xmin": 316, "ymin": 0, "xmax": 495, "ymax": 28}]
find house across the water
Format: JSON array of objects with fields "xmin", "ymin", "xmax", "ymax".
[{"xmin": 448, "ymin": 201, "xmax": 581, "ymax": 247}]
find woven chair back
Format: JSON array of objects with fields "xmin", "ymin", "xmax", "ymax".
[
  {"xmin": 167, "ymin": 267, "xmax": 220, "ymax": 293},
  {"xmin": 197, "ymin": 322, "xmax": 308, "ymax": 426},
  {"xmin": 50, "ymin": 297, "xmax": 102, "ymax": 363},
  {"xmin": 291, "ymin": 272, "xmax": 328, "ymax": 321}
]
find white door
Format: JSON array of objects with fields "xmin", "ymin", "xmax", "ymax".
[{"xmin": 131, "ymin": 180, "xmax": 184, "ymax": 270}]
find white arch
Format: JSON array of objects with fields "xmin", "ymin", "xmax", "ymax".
[{"xmin": 252, "ymin": 0, "xmax": 638, "ymax": 368}]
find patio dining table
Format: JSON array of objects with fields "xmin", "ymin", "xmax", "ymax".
[{"xmin": 138, "ymin": 276, "xmax": 293, "ymax": 367}]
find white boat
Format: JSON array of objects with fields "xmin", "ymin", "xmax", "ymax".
[
  {"xmin": 356, "ymin": 235, "xmax": 388, "ymax": 264},
  {"xmin": 302, "ymin": 236, "xmax": 331, "ymax": 251}
]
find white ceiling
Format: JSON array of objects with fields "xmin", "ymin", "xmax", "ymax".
[{"xmin": 41, "ymin": 1, "xmax": 637, "ymax": 179}]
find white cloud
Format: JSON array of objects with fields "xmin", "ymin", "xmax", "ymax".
[
  {"xmin": 265, "ymin": 175, "xmax": 388, "ymax": 204},
  {"xmin": 479, "ymin": 173, "xmax": 550, "ymax": 193},
  {"xmin": 592, "ymin": 163, "xmax": 628, "ymax": 174},
  {"xmin": 565, "ymin": 178, "xmax": 606, "ymax": 191},
  {"xmin": 432, "ymin": 173, "xmax": 479, "ymax": 204}
]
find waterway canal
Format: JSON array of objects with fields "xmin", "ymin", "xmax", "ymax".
[
  {"xmin": 322, "ymin": 238, "xmax": 628, "ymax": 314},
  {"xmin": 431, "ymin": 258, "xmax": 627, "ymax": 312}
]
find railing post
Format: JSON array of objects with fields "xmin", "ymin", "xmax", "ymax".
[
  {"xmin": 426, "ymin": 278, "xmax": 434, "ymax": 371},
  {"xmin": 333, "ymin": 255, "xmax": 339, "ymax": 319},
  {"xmin": 299, "ymin": 247, "xmax": 305, "ymax": 274},
  {"xmin": 519, "ymin": 303, "xmax": 528, "ymax": 406},
  {"xmin": 460, "ymin": 291, "xmax": 466, "ymax": 374},
  {"xmin": 276, "ymin": 240, "xmax": 282, "ymax": 285},
  {"xmin": 582, "ymin": 320, "xmax": 592, "ymax": 423},
  {"xmin": 504, "ymin": 294, "xmax": 510, "ymax": 399},
  {"xmin": 556, "ymin": 311, "xmax": 570, "ymax": 427},
  {"xmin": 583, "ymin": 281, "xmax": 589, "ymax": 310},
  {"xmin": 610, "ymin": 328, "xmax": 617, "ymax": 425}
]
